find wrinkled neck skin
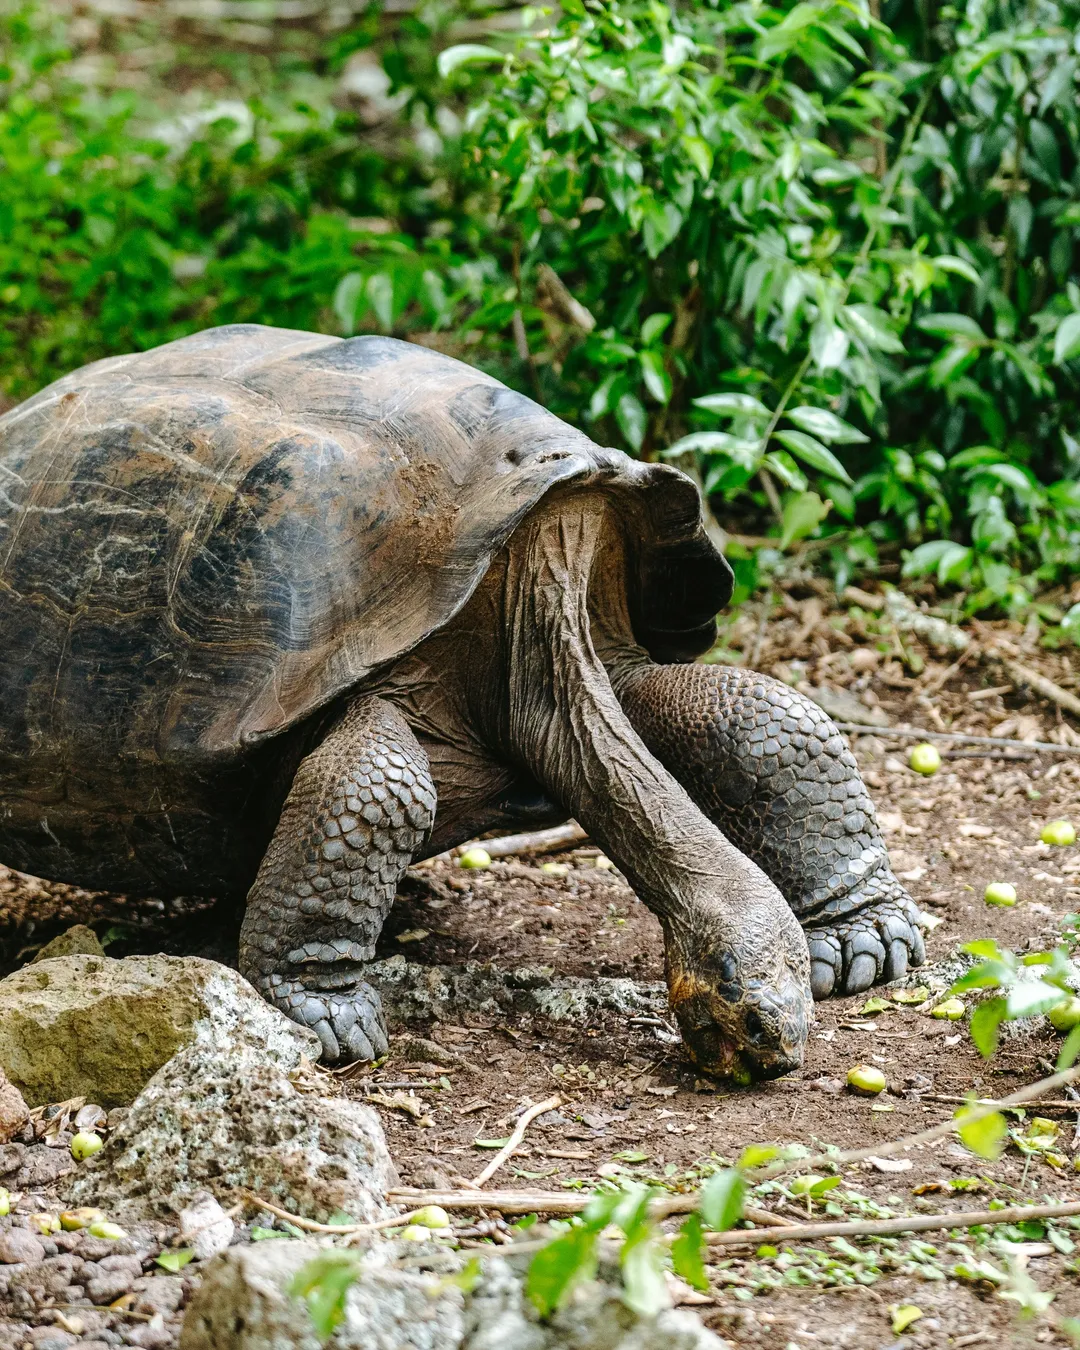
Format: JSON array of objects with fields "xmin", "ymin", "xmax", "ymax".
[{"xmin": 460, "ymin": 490, "xmax": 812, "ymax": 1080}]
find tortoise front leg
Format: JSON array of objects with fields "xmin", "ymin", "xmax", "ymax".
[
  {"xmin": 240, "ymin": 696, "xmax": 435, "ymax": 1063},
  {"xmin": 614, "ymin": 663, "xmax": 925, "ymax": 999}
]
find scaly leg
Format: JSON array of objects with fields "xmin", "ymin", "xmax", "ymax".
[
  {"xmin": 615, "ymin": 663, "xmax": 925, "ymax": 999},
  {"xmin": 240, "ymin": 696, "xmax": 435, "ymax": 1062}
]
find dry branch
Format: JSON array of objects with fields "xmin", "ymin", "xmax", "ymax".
[
  {"xmin": 238, "ymin": 1190, "xmax": 426, "ymax": 1236},
  {"xmin": 471, "ymin": 1096, "xmax": 561, "ymax": 1187},
  {"xmin": 386, "ymin": 1187, "xmax": 792, "ymax": 1228},
  {"xmin": 706, "ymin": 1199, "xmax": 1080, "ymax": 1248},
  {"xmin": 831, "ymin": 721, "xmax": 1080, "ymax": 757},
  {"xmin": 480, "ymin": 824, "xmax": 587, "ymax": 859}
]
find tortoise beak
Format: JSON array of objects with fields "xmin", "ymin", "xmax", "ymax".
[{"xmin": 669, "ymin": 969, "xmax": 810, "ymax": 1082}]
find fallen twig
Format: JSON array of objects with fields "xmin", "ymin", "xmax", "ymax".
[
  {"xmin": 386, "ymin": 1187, "xmax": 793, "ymax": 1229},
  {"xmin": 478, "ymin": 824, "xmax": 587, "ymax": 859},
  {"xmin": 472, "ymin": 1096, "xmax": 561, "ymax": 1187},
  {"xmin": 238, "ymin": 1190, "xmax": 426, "ymax": 1236},
  {"xmin": 996, "ymin": 655, "xmax": 1080, "ymax": 722},
  {"xmin": 706, "ymin": 1198, "xmax": 1080, "ymax": 1248},
  {"xmin": 831, "ymin": 721, "xmax": 1080, "ymax": 756},
  {"xmin": 918, "ymin": 1093, "xmax": 1080, "ymax": 1112},
  {"xmin": 756, "ymin": 1065, "xmax": 1080, "ymax": 1180}
]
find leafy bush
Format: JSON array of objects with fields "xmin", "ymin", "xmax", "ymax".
[{"xmin": 3, "ymin": 0, "xmax": 1080, "ymax": 613}]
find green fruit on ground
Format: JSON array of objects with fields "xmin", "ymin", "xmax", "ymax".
[
  {"xmin": 88, "ymin": 1220, "xmax": 126, "ymax": 1240},
  {"xmin": 908, "ymin": 743, "xmax": 941, "ymax": 776},
  {"xmin": 400, "ymin": 1224, "xmax": 435, "ymax": 1241},
  {"xmin": 0, "ymin": 1189, "xmax": 8, "ymax": 1217},
  {"xmin": 984, "ymin": 882, "xmax": 1017, "ymax": 907},
  {"xmin": 847, "ymin": 1064, "xmax": 886, "ymax": 1095},
  {"xmin": 931, "ymin": 998, "xmax": 965, "ymax": 1020},
  {"xmin": 458, "ymin": 847, "xmax": 492, "ymax": 870},
  {"xmin": 410, "ymin": 1205, "xmax": 451, "ymax": 1229},
  {"xmin": 71, "ymin": 1131, "xmax": 103, "ymax": 1161},
  {"xmin": 1049, "ymin": 997, "xmax": 1080, "ymax": 1032},
  {"xmin": 1041, "ymin": 820, "xmax": 1077, "ymax": 847},
  {"xmin": 60, "ymin": 1207, "xmax": 104, "ymax": 1231}
]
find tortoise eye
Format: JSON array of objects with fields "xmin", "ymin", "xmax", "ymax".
[{"xmin": 718, "ymin": 952, "xmax": 737, "ymax": 985}]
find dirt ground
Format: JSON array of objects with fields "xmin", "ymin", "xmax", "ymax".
[{"xmin": 3, "ymin": 589, "xmax": 1080, "ymax": 1347}]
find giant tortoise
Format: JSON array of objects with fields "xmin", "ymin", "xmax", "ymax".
[{"xmin": 0, "ymin": 325, "xmax": 924, "ymax": 1079}]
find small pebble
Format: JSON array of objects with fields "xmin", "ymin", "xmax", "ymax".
[{"xmin": 0, "ymin": 1226, "xmax": 46, "ymax": 1263}]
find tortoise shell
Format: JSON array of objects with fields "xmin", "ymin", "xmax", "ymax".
[{"xmin": 0, "ymin": 325, "xmax": 731, "ymax": 772}]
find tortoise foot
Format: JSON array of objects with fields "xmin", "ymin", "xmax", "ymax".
[
  {"xmin": 264, "ymin": 969, "xmax": 389, "ymax": 1064},
  {"xmin": 804, "ymin": 885, "xmax": 925, "ymax": 1001}
]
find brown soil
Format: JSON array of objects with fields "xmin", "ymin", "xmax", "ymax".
[{"xmin": 3, "ymin": 593, "xmax": 1080, "ymax": 1347}]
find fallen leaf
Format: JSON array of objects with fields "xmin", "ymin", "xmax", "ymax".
[
  {"xmin": 395, "ymin": 928, "xmax": 430, "ymax": 943},
  {"xmin": 866, "ymin": 1156, "xmax": 913, "ymax": 1173},
  {"xmin": 366, "ymin": 1092, "xmax": 434, "ymax": 1126},
  {"xmin": 646, "ymin": 1085, "xmax": 677, "ymax": 1098},
  {"xmin": 959, "ymin": 824, "xmax": 994, "ymax": 838},
  {"xmin": 890, "ymin": 1304, "xmax": 923, "ymax": 1334}
]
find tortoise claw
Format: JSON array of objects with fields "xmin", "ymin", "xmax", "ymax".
[
  {"xmin": 804, "ymin": 888, "xmax": 925, "ymax": 1001},
  {"xmin": 267, "ymin": 975, "xmax": 388, "ymax": 1064}
]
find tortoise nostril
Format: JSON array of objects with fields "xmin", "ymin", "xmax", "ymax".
[{"xmin": 744, "ymin": 1008, "xmax": 764, "ymax": 1043}]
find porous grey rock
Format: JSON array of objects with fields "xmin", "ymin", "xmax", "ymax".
[
  {"xmin": 367, "ymin": 956, "xmax": 665, "ymax": 1026},
  {"xmin": 179, "ymin": 1192, "xmax": 235, "ymax": 1262},
  {"xmin": 179, "ymin": 1240, "xmax": 731, "ymax": 1350},
  {"xmin": 31, "ymin": 925, "xmax": 106, "ymax": 963},
  {"xmin": 0, "ymin": 955, "xmax": 321, "ymax": 1107},
  {"xmin": 0, "ymin": 1228, "xmax": 45, "ymax": 1264},
  {"xmin": 67, "ymin": 1041, "xmax": 396, "ymax": 1224},
  {"xmin": 0, "ymin": 1067, "xmax": 28, "ymax": 1143}
]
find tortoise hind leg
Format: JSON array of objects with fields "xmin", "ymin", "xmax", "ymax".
[
  {"xmin": 240, "ymin": 696, "xmax": 435, "ymax": 1062},
  {"xmin": 614, "ymin": 663, "xmax": 925, "ymax": 1000}
]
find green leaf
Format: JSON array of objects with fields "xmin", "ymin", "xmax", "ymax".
[
  {"xmin": 639, "ymin": 350, "xmax": 671, "ymax": 404},
  {"xmin": 969, "ymin": 996, "xmax": 1006, "ymax": 1057},
  {"xmin": 474, "ymin": 1137, "xmax": 512, "ymax": 1149},
  {"xmin": 1053, "ymin": 313, "xmax": 1080, "ymax": 365},
  {"xmin": 366, "ymin": 273, "xmax": 394, "ymax": 331},
  {"xmin": 663, "ymin": 432, "xmax": 762, "ymax": 470},
  {"xmin": 700, "ymin": 1169, "xmax": 744, "ymax": 1231},
  {"xmin": 671, "ymin": 1213, "xmax": 709, "ymax": 1291},
  {"xmin": 932, "ymin": 255, "xmax": 981, "ymax": 285},
  {"xmin": 810, "ymin": 321, "xmax": 849, "ymax": 372},
  {"xmin": 155, "ymin": 1248, "xmax": 195, "ymax": 1272},
  {"xmin": 613, "ymin": 1150, "xmax": 650, "ymax": 1163},
  {"xmin": 642, "ymin": 201, "xmax": 683, "ymax": 259},
  {"xmin": 779, "ymin": 491, "xmax": 830, "ymax": 549},
  {"xmin": 526, "ymin": 1224, "xmax": 599, "ymax": 1318},
  {"xmin": 615, "ymin": 392, "xmax": 647, "ymax": 451},
  {"xmin": 679, "ymin": 135, "xmax": 713, "ymax": 180},
  {"xmin": 1005, "ymin": 983, "xmax": 1069, "ymax": 1020},
  {"xmin": 891, "ymin": 1304, "xmax": 924, "ymax": 1334},
  {"xmin": 332, "ymin": 272, "xmax": 365, "ymax": 337},
  {"xmin": 955, "ymin": 1105, "xmax": 1007, "ymax": 1160},
  {"xmin": 693, "ymin": 392, "xmax": 771, "ymax": 418},
  {"xmin": 437, "ymin": 44, "xmax": 504, "ymax": 78},
  {"xmin": 916, "ymin": 313, "xmax": 987, "ymax": 342},
  {"xmin": 250, "ymin": 1227, "xmax": 289, "ymax": 1241},
  {"xmin": 640, "ymin": 313, "xmax": 672, "ymax": 347},
  {"xmin": 620, "ymin": 1220, "xmax": 670, "ymax": 1318},
  {"xmin": 289, "ymin": 1251, "xmax": 362, "ymax": 1344},
  {"xmin": 774, "ymin": 430, "xmax": 853, "ymax": 484},
  {"xmin": 1058, "ymin": 1022, "xmax": 1080, "ymax": 1070},
  {"xmin": 737, "ymin": 1145, "xmax": 779, "ymax": 1169},
  {"xmin": 784, "ymin": 406, "xmax": 869, "ymax": 446},
  {"xmin": 842, "ymin": 304, "xmax": 906, "ymax": 354}
]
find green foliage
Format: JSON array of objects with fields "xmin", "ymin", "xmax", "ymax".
[
  {"xmin": 950, "ymin": 937, "xmax": 1080, "ymax": 1066},
  {"xmin": 289, "ymin": 1250, "xmax": 363, "ymax": 1344},
  {"xmin": 3, "ymin": 0, "xmax": 1080, "ymax": 607}
]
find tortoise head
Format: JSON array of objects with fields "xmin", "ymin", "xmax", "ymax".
[{"xmin": 665, "ymin": 903, "xmax": 813, "ymax": 1082}]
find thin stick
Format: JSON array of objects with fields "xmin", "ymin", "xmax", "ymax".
[
  {"xmin": 471, "ymin": 1096, "xmax": 561, "ymax": 1187},
  {"xmin": 830, "ymin": 722, "xmax": 1080, "ymax": 757},
  {"xmin": 481, "ymin": 824, "xmax": 586, "ymax": 859},
  {"xmin": 706, "ymin": 1199, "xmax": 1080, "ymax": 1248},
  {"xmin": 918, "ymin": 1093, "xmax": 1080, "ymax": 1111},
  {"xmin": 387, "ymin": 1187, "xmax": 795, "ymax": 1228},
  {"xmin": 238, "ymin": 1190, "xmax": 427, "ymax": 1236},
  {"xmin": 998, "ymin": 656, "xmax": 1080, "ymax": 722},
  {"xmin": 756, "ymin": 1065, "xmax": 1080, "ymax": 1180}
]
